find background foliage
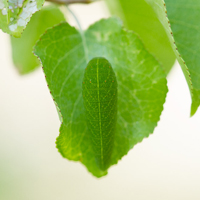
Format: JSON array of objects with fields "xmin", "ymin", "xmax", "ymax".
[{"xmin": 0, "ymin": 0, "xmax": 200, "ymax": 178}]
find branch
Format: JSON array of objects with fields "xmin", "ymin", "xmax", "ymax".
[{"xmin": 46, "ymin": 0, "xmax": 99, "ymax": 5}]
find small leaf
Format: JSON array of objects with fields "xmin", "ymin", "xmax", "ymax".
[
  {"xmin": 10, "ymin": 5, "xmax": 65, "ymax": 74},
  {"xmin": 82, "ymin": 57, "xmax": 118, "ymax": 171},
  {"xmin": 34, "ymin": 18, "xmax": 168, "ymax": 177},
  {"xmin": 0, "ymin": 0, "xmax": 44, "ymax": 37},
  {"xmin": 145, "ymin": 0, "xmax": 200, "ymax": 115},
  {"xmin": 106, "ymin": 0, "xmax": 176, "ymax": 73}
]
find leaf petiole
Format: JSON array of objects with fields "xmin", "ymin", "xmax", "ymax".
[{"xmin": 66, "ymin": 5, "xmax": 88, "ymax": 61}]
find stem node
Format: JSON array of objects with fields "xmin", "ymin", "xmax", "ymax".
[{"xmin": 46, "ymin": 0, "xmax": 98, "ymax": 5}]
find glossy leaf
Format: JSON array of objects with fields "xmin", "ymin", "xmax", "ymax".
[
  {"xmin": 34, "ymin": 18, "xmax": 167, "ymax": 177},
  {"xmin": 82, "ymin": 57, "xmax": 118, "ymax": 171},
  {"xmin": 10, "ymin": 5, "xmax": 65, "ymax": 74},
  {"xmin": 0, "ymin": 0, "xmax": 44, "ymax": 37},
  {"xmin": 106, "ymin": 0, "xmax": 176, "ymax": 73},
  {"xmin": 146, "ymin": 0, "xmax": 200, "ymax": 115}
]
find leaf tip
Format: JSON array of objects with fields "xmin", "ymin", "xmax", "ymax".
[{"xmin": 190, "ymin": 101, "xmax": 199, "ymax": 117}]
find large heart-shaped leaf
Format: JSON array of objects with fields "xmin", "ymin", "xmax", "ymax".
[
  {"xmin": 0, "ymin": 0, "xmax": 44, "ymax": 37},
  {"xmin": 34, "ymin": 18, "xmax": 167, "ymax": 177}
]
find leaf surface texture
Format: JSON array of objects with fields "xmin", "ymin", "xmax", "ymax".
[
  {"xmin": 0, "ymin": 0, "xmax": 44, "ymax": 37},
  {"xmin": 34, "ymin": 18, "xmax": 168, "ymax": 177}
]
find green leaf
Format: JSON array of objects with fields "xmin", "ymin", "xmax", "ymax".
[
  {"xmin": 10, "ymin": 5, "xmax": 65, "ymax": 74},
  {"xmin": 34, "ymin": 18, "xmax": 168, "ymax": 177},
  {"xmin": 0, "ymin": 0, "xmax": 44, "ymax": 37},
  {"xmin": 145, "ymin": 0, "xmax": 200, "ymax": 115},
  {"xmin": 106, "ymin": 0, "xmax": 176, "ymax": 73},
  {"xmin": 82, "ymin": 57, "xmax": 118, "ymax": 171}
]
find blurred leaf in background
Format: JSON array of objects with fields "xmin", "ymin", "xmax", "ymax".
[
  {"xmin": 10, "ymin": 5, "xmax": 65, "ymax": 74},
  {"xmin": 106, "ymin": 0, "xmax": 176, "ymax": 74},
  {"xmin": 146, "ymin": 0, "xmax": 200, "ymax": 115},
  {"xmin": 165, "ymin": 0, "xmax": 200, "ymax": 116}
]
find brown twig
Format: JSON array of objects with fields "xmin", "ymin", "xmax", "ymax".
[{"xmin": 46, "ymin": 0, "xmax": 99, "ymax": 5}]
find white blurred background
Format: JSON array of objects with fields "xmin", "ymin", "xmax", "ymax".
[{"xmin": 1, "ymin": 2, "xmax": 200, "ymax": 200}]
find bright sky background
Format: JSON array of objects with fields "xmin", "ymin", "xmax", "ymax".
[{"xmin": 1, "ymin": 2, "xmax": 200, "ymax": 200}]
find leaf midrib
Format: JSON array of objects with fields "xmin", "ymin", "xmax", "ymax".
[{"xmin": 96, "ymin": 58, "xmax": 104, "ymax": 168}]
